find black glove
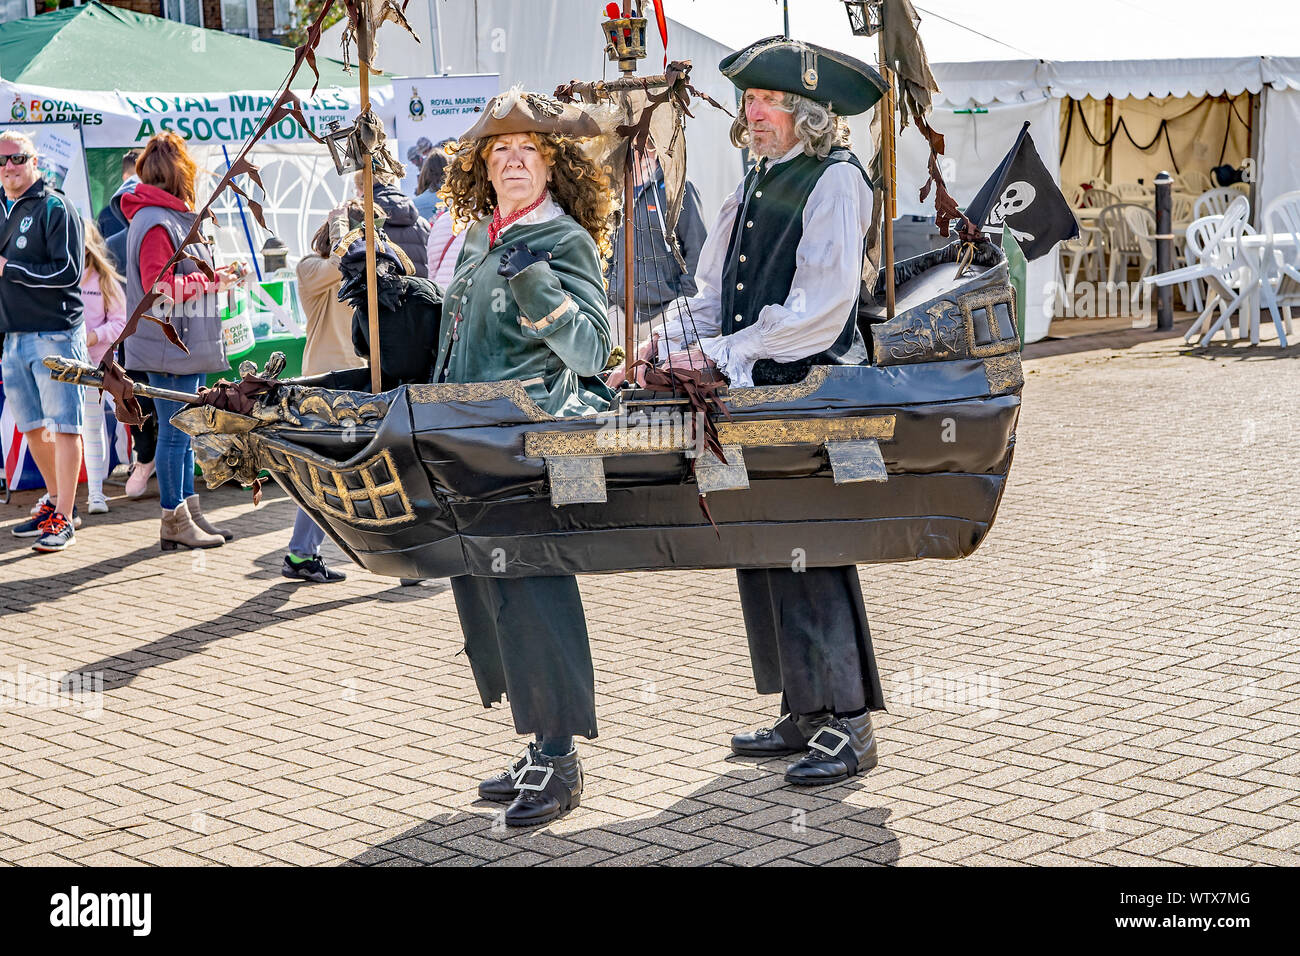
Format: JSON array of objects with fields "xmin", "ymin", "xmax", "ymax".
[{"xmin": 498, "ymin": 243, "xmax": 552, "ymax": 279}]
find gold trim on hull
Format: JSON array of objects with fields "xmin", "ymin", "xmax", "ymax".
[{"xmin": 523, "ymin": 414, "xmax": 896, "ymax": 458}]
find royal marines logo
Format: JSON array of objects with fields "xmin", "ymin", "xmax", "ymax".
[
  {"xmin": 801, "ymin": 46, "xmax": 819, "ymax": 91},
  {"xmin": 10, "ymin": 95, "xmax": 26, "ymax": 122},
  {"xmin": 408, "ymin": 86, "xmax": 424, "ymax": 122},
  {"xmin": 15, "ymin": 236, "xmax": 27, "ymax": 249}
]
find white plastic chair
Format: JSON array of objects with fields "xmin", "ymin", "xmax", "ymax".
[
  {"xmin": 1115, "ymin": 182, "xmax": 1151, "ymax": 203},
  {"xmin": 1060, "ymin": 227, "xmax": 1102, "ymax": 301},
  {"xmin": 1144, "ymin": 197, "xmax": 1260, "ymax": 344},
  {"xmin": 1176, "ymin": 170, "xmax": 1214, "ymax": 195},
  {"xmin": 1171, "ymin": 193, "xmax": 1200, "ymax": 310},
  {"xmin": 1121, "ymin": 205, "xmax": 1158, "ymax": 292},
  {"xmin": 1099, "ymin": 203, "xmax": 1154, "ymax": 295},
  {"xmin": 1261, "ymin": 190, "xmax": 1300, "ymax": 341},
  {"xmin": 1194, "ymin": 187, "xmax": 1239, "ymax": 219},
  {"xmin": 1080, "ymin": 187, "xmax": 1120, "ymax": 209}
]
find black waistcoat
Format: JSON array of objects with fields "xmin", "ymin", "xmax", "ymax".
[{"xmin": 720, "ymin": 147, "xmax": 867, "ymax": 385}]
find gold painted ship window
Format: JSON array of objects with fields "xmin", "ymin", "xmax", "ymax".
[{"xmin": 262, "ymin": 445, "xmax": 416, "ymax": 529}]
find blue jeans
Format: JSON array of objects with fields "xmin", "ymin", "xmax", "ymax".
[
  {"xmin": 288, "ymin": 507, "xmax": 327, "ymax": 557},
  {"xmin": 0, "ymin": 328, "xmax": 88, "ymax": 434},
  {"xmin": 147, "ymin": 372, "xmax": 203, "ymax": 510}
]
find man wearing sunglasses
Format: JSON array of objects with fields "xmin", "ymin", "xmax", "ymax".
[{"xmin": 0, "ymin": 130, "xmax": 86, "ymax": 552}]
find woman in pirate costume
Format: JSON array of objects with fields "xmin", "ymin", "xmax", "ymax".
[{"xmin": 435, "ymin": 89, "xmax": 615, "ymax": 826}]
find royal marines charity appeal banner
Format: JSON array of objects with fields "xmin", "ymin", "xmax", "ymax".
[
  {"xmin": 392, "ymin": 74, "xmax": 499, "ymax": 196},
  {"xmin": 0, "ymin": 121, "xmax": 93, "ymax": 219}
]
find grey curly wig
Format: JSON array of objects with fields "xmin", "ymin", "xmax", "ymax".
[{"xmin": 729, "ymin": 91, "xmax": 852, "ymax": 159}]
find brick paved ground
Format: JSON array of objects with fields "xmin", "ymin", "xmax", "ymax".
[{"xmin": 1, "ymin": 320, "xmax": 1297, "ymax": 866}]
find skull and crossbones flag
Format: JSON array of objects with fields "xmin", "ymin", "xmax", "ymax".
[{"xmin": 964, "ymin": 121, "xmax": 1078, "ymax": 261}]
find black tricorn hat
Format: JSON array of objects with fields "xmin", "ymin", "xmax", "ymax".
[{"xmin": 720, "ymin": 36, "xmax": 887, "ymax": 116}]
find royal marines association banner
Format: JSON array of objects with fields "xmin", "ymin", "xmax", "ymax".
[{"xmin": 0, "ymin": 80, "xmax": 399, "ymax": 149}]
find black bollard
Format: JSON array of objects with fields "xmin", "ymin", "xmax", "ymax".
[{"xmin": 1154, "ymin": 172, "xmax": 1173, "ymax": 331}]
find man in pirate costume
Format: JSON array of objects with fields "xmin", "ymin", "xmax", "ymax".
[{"xmin": 655, "ymin": 37, "xmax": 890, "ymax": 785}]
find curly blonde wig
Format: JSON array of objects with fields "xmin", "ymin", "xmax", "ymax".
[{"xmin": 439, "ymin": 132, "xmax": 617, "ymax": 262}]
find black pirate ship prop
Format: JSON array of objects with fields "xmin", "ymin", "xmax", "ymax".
[{"xmin": 47, "ymin": 0, "xmax": 1024, "ymax": 579}]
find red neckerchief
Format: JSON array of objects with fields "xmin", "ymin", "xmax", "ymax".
[{"xmin": 488, "ymin": 193, "xmax": 547, "ymax": 248}]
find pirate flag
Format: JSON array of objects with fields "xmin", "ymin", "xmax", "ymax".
[{"xmin": 965, "ymin": 121, "xmax": 1078, "ymax": 260}]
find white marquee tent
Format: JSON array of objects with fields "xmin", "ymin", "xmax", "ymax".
[{"xmin": 345, "ymin": 0, "xmax": 1300, "ymax": 341}]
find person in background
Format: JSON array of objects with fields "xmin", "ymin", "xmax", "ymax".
[
  {"xmin": 80, "ymin": 219, "xmax": 128, "ymax": 515},
  {"xmin": 121, "ymin": 131, "xmax": 244, "ymax": 551},
  {"xmin": 412, "ymin": 148, "xmax": 446, "ymax": 223},
  {"xmin": 423, "ymin": 140, "xmax": 465, "ymax": 289},
  {"xmin": 95, "ymin": 149, "xmax": 140, "ymax": 249},
  {"xmin": 406, "ymin": 137, "xmax": 433, "ymax": 171},
  {"xmin": 0, "ymin": 130, "xmax": 86, "ymax": 552},
  {"xmin": 354, "ymin": 165, "xmax": 430, "ymax": 278},
  {"xmin": 605, "ymin": 139, "xmax": 707, "ymax": 350},
  {"xmin": 280, "ymin": 203, "xmax": 363, "ymax": 584},
  {"xmin": 95, "ymin": 150, "xmax": 158, "ymax": 498}
]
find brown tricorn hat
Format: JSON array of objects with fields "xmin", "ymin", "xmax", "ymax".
[{"xmin": 460, "ymin": 86, "xmax": 601, "ymax": 141}]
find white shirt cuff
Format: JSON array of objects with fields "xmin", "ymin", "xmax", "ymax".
[{"xmin": 699, "ymin": 326, "xmax": 765, "ymax": 388}]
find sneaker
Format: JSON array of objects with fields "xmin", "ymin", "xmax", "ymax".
[
  {"xmin": 281, "ymin": 554, "xmax": 347, "ymax": 584},
  {"xmin": 29, "ymin": 493, "xmax": 51, "ymax": 516},
  {"xmin": 32, "ymin": 512, "xmax": 76, "ymax": 552},
  {"xmin": 13, "ymin": 501, "xmax": 55, "ymax": 537},
  {"xmin": 88, "ymin": 493, "xmax": 110, "ymax": 515},
  {"xmin": 125, "ymin": 460, "xmax": 155, "ymax": 498}
]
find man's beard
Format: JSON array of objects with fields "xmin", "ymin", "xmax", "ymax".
[{"xmin": 749, "ymin": 131, "xmax": 796, "ymax": 158}]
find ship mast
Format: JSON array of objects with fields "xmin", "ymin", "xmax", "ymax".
[
  {"xmin": 603, "ymin": 3, "xmax": 650, "ymax": 379},
  {"xmin": 357, "ymin": 15, "xmax": 383, "ymax": 394},
  {"xmin": 843, "ymin": 1, "xmax": 897, "ymax": 319}
]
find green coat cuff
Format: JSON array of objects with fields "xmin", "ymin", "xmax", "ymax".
[{"xmin": 507, "ymin": 260, "xmax": 581, "ymax": 338}]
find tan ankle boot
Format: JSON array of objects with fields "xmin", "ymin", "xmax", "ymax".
[
  {"xmin": 161, "ymin": 500, "xmax": 225, "ymax": 551},
  {"xmin": 185, "ymin": 494, "xmax": 234, "ymax": 541}
]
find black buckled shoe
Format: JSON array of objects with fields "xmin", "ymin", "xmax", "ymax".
[
  {"xmin": 731, "ymin": 712, "xmax": 827, "ymax": 757},
  {"xmin": 477, "ymin": 751, "xmax": 530, "ymax": 803},
  {"xmin": 503, "ymin": 744, "xmax": 582, "ymax": 827},
  {"xmin": 784, "ymin": 712, "xmax": 878, "ymax": 786}
]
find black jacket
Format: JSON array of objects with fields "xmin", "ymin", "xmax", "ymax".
[
  {"xmin": 339, "ymin": 240, "xmax": 443, "ymax": 389},
  {"xmin": 0, "ymin": 178, "xmax": 84, "ymax": 334},
  {"xmin": 372, "ymin": 183, "xmax": 431, "ymax": 279},
  {"xmin": 97, "ymin": 177, "xmax": 137, "ymax": 273}
]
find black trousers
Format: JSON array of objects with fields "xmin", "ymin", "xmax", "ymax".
[
  {"xmin": 124, "ymin": 368, "xmax": 157, "ymax": 464},
  {"xmin": 737, "ymin": 565, "xmax": 886, "ymax": 717},
  {"xmin": 451, "ymin": 574, "xmax": 598, "ymax": 740}
]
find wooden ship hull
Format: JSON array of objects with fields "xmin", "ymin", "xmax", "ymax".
[{"xmin": 173, "ymin": 242, "xmax": 1023, "ymax": 579}]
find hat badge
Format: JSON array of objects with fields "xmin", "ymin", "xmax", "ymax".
[{"xmin": 801, "ymin": 47, "xmax": 819, "ymax": 91}]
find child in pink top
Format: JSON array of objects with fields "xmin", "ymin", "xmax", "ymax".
[{"xmin": 81, "ymin": 221, "xmax": 129, "ymax": 513}]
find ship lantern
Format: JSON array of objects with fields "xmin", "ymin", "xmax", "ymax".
[
  {"xmin": 324, "ymin": 120, "xmax": 362, "ymax": 176},
  {"xmin": 841, "ymin": 0, "xmax": 883, "ymax": 37},
  {"xmin": 602, "ymin": 15, "xmax": 648, "ymax": 72}
]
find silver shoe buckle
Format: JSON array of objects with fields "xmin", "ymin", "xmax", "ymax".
[
  {"xmin": 514, "ymin": 764, "xmax": 554, "ymax": 792},
  {"xmin": 807, "ymin": 726, "xmax": 850, "ymax": 758},
  {"xmin": 508, "ymin": 748, "xmax": 534, "ymax": 782}
]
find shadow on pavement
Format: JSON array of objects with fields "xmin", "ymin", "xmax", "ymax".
[
  {"xmin": 0, "ymin": 502, "xmax": 286, "ymax": 617},
  {"xmin": 59, "ymin": 581, "xmax": 431, "ymax": 692},
  {"xmin": 345, "ymin": 763, "xmax": 901, "ymax": 867}
]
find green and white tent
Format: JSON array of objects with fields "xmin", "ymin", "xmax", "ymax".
[{"xmin": 0, "ymin": 2, "xmax": 389, "ymax": 226}]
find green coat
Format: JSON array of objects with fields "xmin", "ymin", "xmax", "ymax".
[{"xmin": 434, "ymin": 211, "xmax": 614, "ymax": 417}]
